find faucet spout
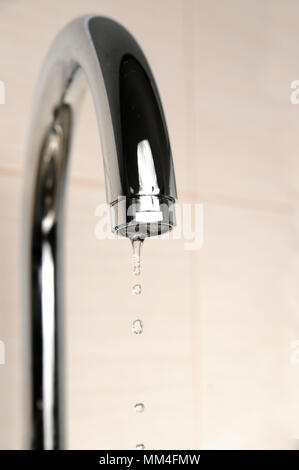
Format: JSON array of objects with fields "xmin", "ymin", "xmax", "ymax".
[{"xmin": 23, "ymin": 15, "xmax": 177, "ymax": 449}]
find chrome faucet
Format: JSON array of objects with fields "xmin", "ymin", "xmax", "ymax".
[{"xmin": 23, "ymin": 15, "xmax": 177, "ymax": 449}]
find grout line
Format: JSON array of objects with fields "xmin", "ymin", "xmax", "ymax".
[
  {"xmin": 69, "ymin": 175, "xmax": 104, "ymax": 189},
  {"xmin": 0, "ymin": 167, "xmax": 23, "ymax": 178},
  {"xmin": 0, "ymin": 167, "xmax": 104, "ymax": 189},
  {"xmin": 196, "ymin": 192, "xmax": 291, "ymax": 214}
]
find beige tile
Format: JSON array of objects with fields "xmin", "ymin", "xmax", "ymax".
[
  {"xmin": 192, "ymin": 0, "xmax": 299, "ymax": 203},
  {"xmin": 0, "ymin": 175, "xmax": 22, "ymax": 449},
  {"xmin": 194, "ymin": 201, "xmax": 298, "ymax": 449}
]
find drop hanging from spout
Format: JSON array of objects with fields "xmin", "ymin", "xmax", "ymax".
[{"xmin": 131, "ymin": 238, "xmax": 144, "ymax": 276}]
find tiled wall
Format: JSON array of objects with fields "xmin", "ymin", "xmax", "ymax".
[{"xmin": 0, "ymin": 0, "xmax": 299, "ymax": 449}]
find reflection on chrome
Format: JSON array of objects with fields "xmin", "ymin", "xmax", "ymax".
[
  {"xmin": 41, "ymin": 242, "xmax": 55, "ymax": 450},
  {"xmin": 137, "ymin": 139, "xmax": 160, "ymax": 195}
]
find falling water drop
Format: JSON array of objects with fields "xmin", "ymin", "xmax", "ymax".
[
  {"xmin": 136, "ymin": 443, "xmax": 145, "ymax": 450},
  {"xmin": 132, "ymin": 318, "xmax": 143, "ymax": 335},
  {"xmin": 130, "ymin": 240, "xmax": 145, "ymax": 446},
  {"xmin": 132, "ymin": 284, "xmax": 142, "ymax": 295},
  {"xmin": 131, "ymin": 238, "xmax": 143, "ymax": 276},
  {"xmin": 134, "ymin": 402, "xmax": 145, "ymax": 413}
]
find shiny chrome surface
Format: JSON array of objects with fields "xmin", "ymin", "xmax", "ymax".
[{"xmin": 23, "ymin": 15, "xmax": 176, "ymax": 449}]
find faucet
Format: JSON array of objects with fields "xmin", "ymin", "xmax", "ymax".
[{"xmin": 23, "ymin": 15, "xmax": 177, "ymax": 450}]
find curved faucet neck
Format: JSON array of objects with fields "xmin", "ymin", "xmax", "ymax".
[{"xmin": 24, "ymin": 15, "xmax": 176, "ymax": 449}]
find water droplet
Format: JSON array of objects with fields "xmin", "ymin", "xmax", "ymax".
[
  {"xmin": 131, "ymin": 239, "xmax": 143, "ymax": 276},
  {"xmin": 136, "ymin": 443, "xmax": 145, "ymax": 450},
  {"xmin": 132, "ymin": 284, "xmax": 142, "ymax": 295},
  {"xmin": 134, "ymin": 402, "xmax": 145, "ymax": 413},
  {"xmin": 132, "ymin": 319, "xmax": 143, "ymax": 335},
  {"xmin": 132, "ymin": 256, "xmax": 141, "ymax": 275}
]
